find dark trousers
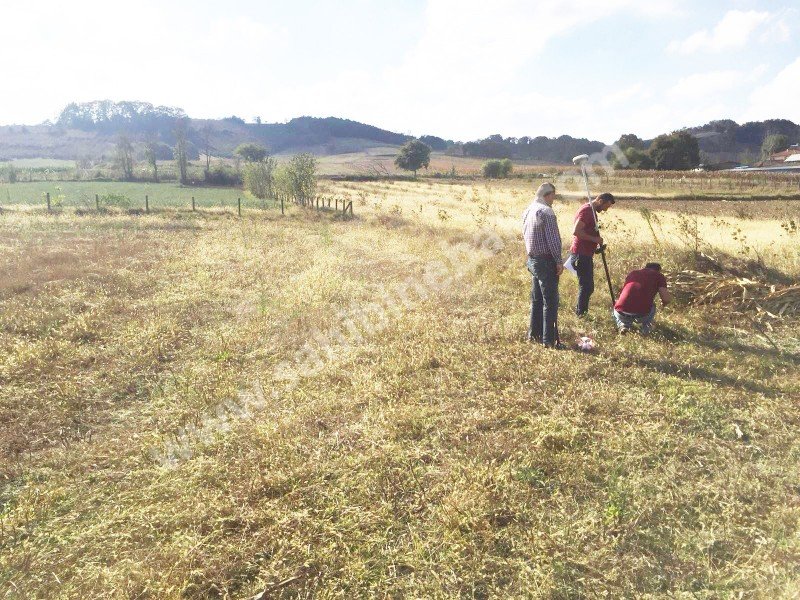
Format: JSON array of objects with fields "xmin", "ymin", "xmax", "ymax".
[
  {"xmin": 527, "ymin": 256, "xmax": 559, "ymax": 346},
  {"xmin": 570, "ymin": 253, "xmax": 594, "ymax": 315}
]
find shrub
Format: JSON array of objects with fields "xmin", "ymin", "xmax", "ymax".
[
  {"xmin": 287, "ymin": 153, "xmax": 317, "ymax": 205},
  {"xmin": 205, "ymin": 165, "xmax": 242, "ymax": 187},
  {"xmin": 243, "ymin": 158, "xmax": 277, "ymax": 199},
  {"xmin": 482, "ymin": 158, "xmax": 512, "ymax": 178}
]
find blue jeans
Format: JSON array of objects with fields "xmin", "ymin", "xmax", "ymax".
[
  {"xmin": 527, "ymin": 256, "xmax": 559, "ymax": 346},
  {"xmin": 613, "ymin": 305, "xmax": 656, "ymax": 333},
  {"xmin": 569, "ymin": 253, "xmax": 594, "ymax": 315}
]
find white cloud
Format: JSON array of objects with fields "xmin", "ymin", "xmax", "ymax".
[
  {"xmin": 601, "ymin": 84, "xmax": 650, "ymax": 107},
  {"xmin": 667, "ymin": 10, "xmax": 771, "ymax": 54},
  {"xmin": 668, "ymin": 65, "xmax": 767, "ymax": 99},
  {"xmin": 271, "ymin": 0, "xmax": 685, "ymax": 141},
  {"xmin": 744, "ymin": 56, "xmax": 800, "ymax": 122}
]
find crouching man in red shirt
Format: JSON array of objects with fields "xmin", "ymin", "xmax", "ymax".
[{"xmin": 613, "ymin": 263, "xmax": 672, "ymax": 335}]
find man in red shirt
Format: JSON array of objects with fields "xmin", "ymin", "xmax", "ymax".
[
  {"xmin": 568, "ymin": 192, "xmax": 615, "ymax": 316},
  {"xmin": 613, "ymin": 263, "xmax": 672, "ymax": 334}
]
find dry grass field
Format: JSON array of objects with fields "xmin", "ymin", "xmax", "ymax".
[{"xmin": 1, "ymin": 178, "xmax": 799, "ymax": 598}]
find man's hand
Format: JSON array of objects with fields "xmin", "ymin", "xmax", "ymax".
[
  {"xmin": 555, "ymin": 263, "xmax": 564, "ymax": 277},
  {"xmin": 595, "ymin": 236, "xmax": 604, "ymax": 245}
]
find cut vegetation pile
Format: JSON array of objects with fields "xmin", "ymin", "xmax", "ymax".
[{"xmin": 668, "ymin": 254, "xmax": 800, "ymax": 319}]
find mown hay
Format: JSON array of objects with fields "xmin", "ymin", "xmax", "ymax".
[{"xmin": 668, "ymin": 269, "xmax": 800, "ymax": 318}]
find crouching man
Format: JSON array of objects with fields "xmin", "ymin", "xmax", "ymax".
[{"xmin": 613, "ymin": 262, "xmax": 672, "ymax": 335}]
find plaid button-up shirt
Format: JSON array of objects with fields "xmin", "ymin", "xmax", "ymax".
[{"xmin": 522, "ymin": 199, "xmax": 562, "ymax": 262}]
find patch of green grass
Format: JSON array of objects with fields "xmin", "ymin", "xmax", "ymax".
[{"xmin": 0, "ymin": 181, "xmax": 270, "ymax": 210}]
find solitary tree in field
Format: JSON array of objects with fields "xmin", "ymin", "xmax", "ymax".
[
  {"xmin": 761, "ymin": 134, "xmax": 790, "ymax": 159},
  {"xmin": 395, "ymin": 139, "xmax": 431, "ymax": 177},
  {"xmin": 115, "ymin": 135, "xmax": 134, "ymax": 180},
  {"xmin": 235, "ymin": 143, "xmax": 269, "ymax": 163}
]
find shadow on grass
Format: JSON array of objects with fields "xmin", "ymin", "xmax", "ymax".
[
  {"xmin": 632, "ymin": 355, "xmax": 780, "ymax": 397},
  {"xmin": 657, "ymin": 323, "xmax": 800, "ymax": 364}
]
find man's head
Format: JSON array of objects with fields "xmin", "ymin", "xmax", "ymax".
[
  {"xmin": 535, "ymin": 182, "xmax": 556, "ymax": 204},
  {"xmin": 644, "ymin": 262, "xmax": 662, "ymax": 271},
  {"xmin": 593, "ymin": 192, "xmax": 615, "ymax": 212}
]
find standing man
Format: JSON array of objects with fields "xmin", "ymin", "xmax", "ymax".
[
  {"xmin": 522, "ymin": 182, "xmax": 563, "ymax": 348},
  {"xmin": 613, "ymin": 262, "xmax": 671, "ymax": 335},
  {"xmin": 568, "ymin": 192, "xmax": 615, "ymax": 315}
]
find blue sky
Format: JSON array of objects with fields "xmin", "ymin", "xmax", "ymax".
[{"xmin": 2, "ymin": 0, "xmax": 798, "ymax": 143}]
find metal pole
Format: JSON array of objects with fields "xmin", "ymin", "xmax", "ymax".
[
  {"xmin": 580, "ymin": 164, "xmax": 592, "ymax": 202},
  {"xmin": 578, "ymin": 158, "xmax": 615, "ymax": 306},
  {"xmin": 599, "ymin": 247, "xmax": 615, "ymax": 304}
]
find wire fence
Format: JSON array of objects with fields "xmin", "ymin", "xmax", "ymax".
[{"xmin": 0, "ymin": 192, "xmax": 354, "ymax": 218}]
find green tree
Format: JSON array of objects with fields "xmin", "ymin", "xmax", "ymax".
[
  {"xmin": 144, "ymin": 139, "xmax": 159, "ymax": 182},
  {"xmin": 201, "ymin": 124, "xmax": 214, "ymax": 177},
  {"xmin": 235, "ymin": 143, "xmax": 268, "ymax": 163},
  {"xmin": 612, "ymin": 147, "xmax": 654, "ymax": 170},
  {"xmin": 761, "ymin": 134, "xmax": 790, "ymax": 159},
  {"xmin": 243, "ymin": 156, "xmax": 278, "ymax": 201},
  {"xmin": 395, "ymin": 139, "xmax": 431, "ymax": 176},
  {"xmin": 174, "ymin": 119, "xmax": 189, "ymax": 185},
  {"xmin": 286, "ymin": 153, "xmax": 317, "ymax": 205},
  {"xmin": 615, "ymin": 133, "xmax": 646, "ymax": 152},
  {"xmin": 115, "ymin": 135, "xmax": 134, "ymax": 180},
  {"xmin": 648, "ymin": 131, "xmax": 700, "ymax": 170}
]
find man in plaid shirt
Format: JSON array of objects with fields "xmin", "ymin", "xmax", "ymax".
[{"xmin": 522, "ymin": 182, "xmax": 563, "ymax": 347}]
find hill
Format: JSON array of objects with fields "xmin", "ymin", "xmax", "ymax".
[
  {"xmin": 0, "ymin": 100, "xmax": 605, "ymax": 165},
  {"xmin": 1, "ymin": 100, "xmax": 798, "ymax": 168},
  {"xmin": 0, "ymin": 101, "xmax": 420, "ymax": 162},
  {"xmin": 685, "ymin": 118, "xmax": 800, "ymax": 163}
]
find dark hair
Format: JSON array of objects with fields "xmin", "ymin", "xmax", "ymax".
[
  {"xmin": 645, "ymin": 262, "xmax": 661, "ymax": 271},
  {"xmin": 598, "ymin": 192, "xmax": 615, "ymax": 204}
]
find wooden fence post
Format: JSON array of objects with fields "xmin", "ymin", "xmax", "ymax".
[
  {"xmin": 145, "ymin": 195, "xmax": 149, "ymax": 213},
  {"xmin": 335, "ymin": 198, "xmax": 339, "ymax": 211},
  {"xmin": 238, "ymin": 197, "xmax": 241, "ymax": 217},
  {"xmin": 280, "ymin": 196, "xmax": 284, "ymax": 216},
  {"xmin": 191, "ymin": 196, "xmax": 195, "ymax": 211},
  {"xmin": 46, "ymin": 192, "xmax": 51, "ymax": 212},
  {"xmin": 95, "ymin": 194, "xmax": 99, "ymax": 210}
]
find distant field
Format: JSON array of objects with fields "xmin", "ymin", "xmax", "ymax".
[
  {"xmin": 314, "ymin": 150, "xmax": 559, "ymax": 177},
  {"xmin": 5, "ymin": 158, "xmax": 76, "ymax": 168}
]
